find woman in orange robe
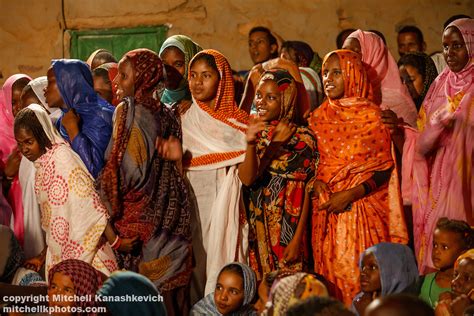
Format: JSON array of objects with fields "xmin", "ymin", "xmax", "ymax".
[{"xmin": 308, "ymin": 50, "xmax": 408, "ymax": 305}]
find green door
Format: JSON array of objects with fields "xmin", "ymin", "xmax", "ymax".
[{"xmin": 69, "ymin": 26, "xmax": 168, "ymax": 61}]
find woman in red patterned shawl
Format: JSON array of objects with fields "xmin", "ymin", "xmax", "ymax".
[
  {"xmin": 98, "ymin": 49, "xmax": 191, "ymax": 315},
  {"xmin": 308, "ymin": 50, "xmax": 408, "ymax": 305},
  {"xmin": 239, "ymin": 69, "xmax": 318, "ymax": 281}
]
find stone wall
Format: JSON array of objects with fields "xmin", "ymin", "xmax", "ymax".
[{"xmin": 0, "ymin": 0, "xmax": 472, "ymax": 83}]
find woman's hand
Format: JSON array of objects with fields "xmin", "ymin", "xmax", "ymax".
[
  {"xmin": 271, "ymin": 118, "xmax": 296, "ymax": 145},
  {"xmin": 246, "ymin": 115, "xmax": 265, "ymax": 145},
  {"xmin": 62, "ymin": 109, "xmax": 80, "ymax": 140},
  {"xmin": 381, "ymin": 109, "xmax": 403, "ymax": 136},
  {"xmin": 282, "ymin": 236, "xmax": 301, "ymax": 265},
  {"xmin": 118, "ymin": 236, "xmax": 141, "ymax": 253},
  {"xmin": 4, "ymin": 148, "xmax": 21, "ymax": 178},
  {"xmin": 307, "ymin": 177, "xmax": 330, "ymax": 196},
  {"xmin": 24, "ymin": 252, "xmax": 46, "ymax": 272},
  {"xmin": 156, "ymin": 136, "xmax": 183, "ymax": 161}
]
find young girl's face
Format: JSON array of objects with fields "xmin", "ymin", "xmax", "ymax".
[
  {"xmin": 93, "ymin": 74, "xmax": 113, "ymax": 104},
  {"xmin": 15, "ymin": 127, "xmax": 44, "ymax": 162},
  {"xmin": 322, "ymin": 54, "xmax": 345, "ymax": 100},
  {"xmin": 161, "ymin": 47, "xmax": 186, "ymax": 90},
  {"xmin": 11, "ymin": 87, "xmax": 24, "ymax": 118},
  {"xmin": 48, "ymin": 271, "xmax": 75, "ymax": 313},
  {"xmin": 255, "ymin": 79, "xmax": 281, "ymax": 121},
  {"xmin": 432, "ymin": 228, "xmax": 467, "ymax": 270},
  {"xmin": 214, "ymin": 270, "xmax": 245, "ymax": 315},
  {"xmin": 115, "ymin": 58, "xmax": 135, "ymax": 100},
  {"xmin": 342, "ymin": 37, "xmax": 362, "ymax": 55},
  {"xmin": 452, "ymin": 258, "xmax": 474, "ymax": 296},
  {"xmin": 45, "ymin": 68, "xmax": 65, "ymax": 109},
  {"xmin": 189, "ymin": 59, "xmax": 220, "ymax": 104},
  {"xmin": 360, "ymin": 252, "xmax": 381, "ymax": 293},
  {"xmin": 399, "ymin": 64, "xmax": 424, "ymax": 101}
]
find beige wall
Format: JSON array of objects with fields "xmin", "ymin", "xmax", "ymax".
[{"xmin": 1, "ymin": 0, "xmax": 472, "ymax": 84}]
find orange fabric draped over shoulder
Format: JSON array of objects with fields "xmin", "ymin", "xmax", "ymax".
[{"xmin": 308, "ymin": 50, "xmax": 408, "ymax": 305}]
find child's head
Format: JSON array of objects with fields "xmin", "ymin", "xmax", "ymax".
[
  {"xmin": 19, "ymin": 84, "xmax": 41, "ymax": 115},
  {"xmin": 189, "ymin": 53, "xmax": 220, "ymax": 104},
  {"xmin": 452, "ymin": 250, "xmax": 474, "ymax": 297},
  {"xmin": 10, "ymin": 77, "xmax": 31, "ymax": 118},
  {"xmin": 432, "ymin": 217, "xmax": 473, "ymax": 271},
  {"xmin": 214, "ymin": 263, "xmax": 256, "ymax": 315},
  {"xmin": 365, "ymin": 294, "xmax": 434, "ymax": 316},
  {"xmin": 248, "ymin": 26, "xmax": 278, "ymax": 65},
  {"xmin": 342, "ymin": 36, "xmax": 362, "ymax": 55},
  {"xmin": 45, "ymin": 67, "xmax": 66, "ymax": 109},
  {"xmin": 255, "ymin": 69, "xmax": 296, "ymax": 122},
  {"xmin": 360, "ymin": 252, "xmax": 382, "ymax": 294},
  {"xmin": 322, "ymin": 53, "xmax": 345, "ymax": 100},
  {"xmin": 359, "ymin": 243, "xmax": 419, "ymax": 296},
  {"xmin": 92, "ymin": 67, "xmax": 114, "ymax": 104},
  {"xmin": 14, "ymin": 107, "xmax": 52, "ymax": 162}
]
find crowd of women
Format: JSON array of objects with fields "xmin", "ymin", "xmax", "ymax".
[{"xmin": 0, "ymin": 13, "xmax": 473, "ymax": 316}]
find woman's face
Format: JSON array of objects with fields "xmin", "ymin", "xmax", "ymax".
[
  {"xmin": 48, "ymin": 271, "xmax": 75, "ymax": 314},
  {"xmin": 115, "ymin": 58, "xmax": 135, "ymax": 100},
  {"xmin": 399, "ymin": 64, "xmax": 424, "ymax": 101},
  {"xmin": 342, "ymin": 37, "xmax": 362, "ymax": 56},
  {"xmin": 15, "ymin": 127, "xmax": 44, "ymax": 162},
  {"xmin": 11, "ymin": 87, "xmax": 24, "ymax": 118},
  {"xmin": 360, "ymin": 253, "xmax": 382, "ymax": 293},
  {"xmin": 214, "ymin": 271, "xmax": 245, "ymax": 315},
  {"xmin": 45, "ymin": 67, "xmax": 65, "ymax": 109},
  {"xmin": 322, "ymin": 54, "xmax": 345, "ymax": 99},
  {"xmin": 189, "ymin": 59, "xmax": 220, "ymax": 105},
  {"xmin": 452, "ymin": 258, "xmax": 474, "ymax": 296},
  {"xmin": 249, "ymin": 31, "xmax": 276, "ymax": 65},
  {"xmin": 93, "ymin": 74, "xmax": 113, "ymax": 104},
  {"xmin": 255, "ymin": 79, "xmax": 281, "ymax": 121},
  {"xmin": 442, "ymin": 26, "xmax": 469, "ymax": 73},
  {"xmin": 161, "ymin": 47, "xmax": 186, "ymax": 90}
]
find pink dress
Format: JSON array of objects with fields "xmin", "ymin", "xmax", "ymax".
[{"xmin": 402, "ymin": 18, "xmax": 474, "ymax": 273}]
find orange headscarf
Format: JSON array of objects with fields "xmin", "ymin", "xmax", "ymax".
[{"xmin": 188, "ymin": 49, "xmax": 248, "ymax": 130}]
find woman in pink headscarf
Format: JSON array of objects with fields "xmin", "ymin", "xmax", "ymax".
[
  {"xmin": 343, "ymin": 30, "xmax": 418, "ymax": 127},
  {"xmin": 402, "ymin": 18, "xmax": 474, "ymax": 274},
  {"xmin": 0, "ymin": 74, "xmax": 31, "ymax": 243}
]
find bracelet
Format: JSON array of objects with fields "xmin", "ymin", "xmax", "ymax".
[
  {"xmin": 112, "ymin": 238, "xmax": 122, "ymax": 250},
  {"xmin": 110, "ymin": 235, "xmax": 120, "ymax": 248}
]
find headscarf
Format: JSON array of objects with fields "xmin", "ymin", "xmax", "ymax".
[
  {"xmin": 398, "ymin": 52, "xmax": 438, "ymax": 110},
  {"xmin": 455, "ymin": 249, "xmax": 474, "ymax": 269},
  {"xmin": 96, "ymin": 62, "xmax": 119, "ymax": 106},
  {"xmin": 265, "ymin": 273, "xmax": 328, "ymax": 315},
  {"xmin": 191, "ymin": 262, "xmax": 257, "ymax": 315},
  {"xmin": 1, "ymin": 74, "xmax": 32, "ymax": 164},
  {"xmin": 159, "ymin": 35, "xmax": 202, "ymax": 105},
  {"xmin": 258, "ymin": 69, "xmax": 297, "ymax": 121},
  {"xmin": 123, "ymin": 49, "xmax": 164, "ymax": 110},
  {"xmin": 86, "ymin": 48, "xmax": 109, "ymax": 68},
  {"xmin": 1, "ymin": 74, "xmax": 32, "ymax": 245},
  {"xmin": 28, "ymin": 76, "xmax": 63, "ymax": 119},
  {"xmin": 359, "ymin": 243, "xmax": 419, "ymax": 296},
  {"xmin": 28, "ymin": 103, "xmax": 65, "ymax": 145},
  {"xmin": 189, "ymin": 49, "xmax": 249, "ymax": 129},
  {"xmin": 97, "ymin": 271, "xmax": 166, "ymax": 316},
  {"xmin": 347, "ymin": 30, "xmax": 418, "ymax": 126},
  {"xmin": 52, "ymin": 59, "xmax": 114, "ymax": 178},
  {"xmin": 48, "ymin": 259, "xmax": 104, "ymax": 311}
]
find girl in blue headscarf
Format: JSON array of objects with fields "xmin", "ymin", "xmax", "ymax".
[
  {"xmin": 44, "ymin": 59, "xmax": 114, "ymax": 178},
  {"xmin": 352, "ymin": 242, "xmax": 419, "ymax": 315}
]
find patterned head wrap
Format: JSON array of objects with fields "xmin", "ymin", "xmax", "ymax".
[
  {"xmin": 124, "ymin": 48, "xmax": 165, "ymax": 110},
  {"xmin": 258, "ymin": 69, "xmax": 297, "ymax": 121},
  {"xmin": 48, "ymin": 259, "xmax": 104, "ymax": 310},
  {"xmin": 188, "ymin": 49, "xmax": 248, "ymax": 128},
  {"xmin": 265, "ymin": 273, "xmax": 328, "ymax": 315}
]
